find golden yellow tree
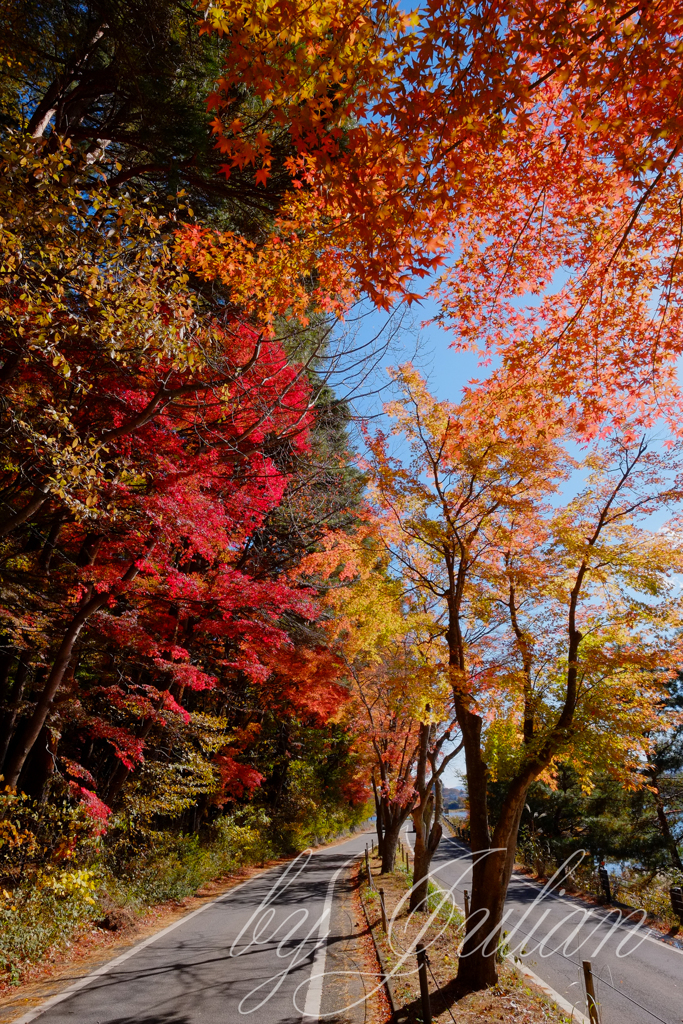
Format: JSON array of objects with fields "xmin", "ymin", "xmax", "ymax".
[{"xmin": 367, "ymin": 365, "xmax": 683, "ymax": 990}]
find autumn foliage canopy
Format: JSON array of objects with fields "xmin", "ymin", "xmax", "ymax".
[{"xmin": 2, "ymin": 0, "xmax": 683, "ymax": 992}]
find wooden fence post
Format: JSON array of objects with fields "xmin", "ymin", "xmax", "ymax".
[
  {"xmin": 416, "ymin": 943, "xmax": 432, "ymax": 1024},
  {"xmin": 366, "ymin": 847, "xmax": 374, "ymax": 889},
  {"xmin": 582, "ymin": 960, "xmax": 601, "ymax": 1024},
  {"xmin": 379, "ymin": 887, "xmax": 388, "ymax": 932}
]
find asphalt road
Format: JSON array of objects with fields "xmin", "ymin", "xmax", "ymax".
[
  {"xmin": 405, "ymin": 826, "xmax": 683, "ymax": 1024},
  {"xmin": 17, "ymin": 824, "xmax": 682, "ymax": 1024},
  {"xmin": 17, "ymin": 832, "xmax": 370, "ymax": 1024}
]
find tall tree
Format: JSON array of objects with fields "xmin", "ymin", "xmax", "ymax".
[
  {"xmin": 367, "ymin": 365, "xmax": 683, "ymax": 990},
  {"xmin": 0, "ymin": 137, "xmax": 339, "ymax": 802}
]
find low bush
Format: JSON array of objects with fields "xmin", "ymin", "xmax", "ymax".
[
  {"xmin": 0, "ymin": 870, "xmax": 99, "ymax": 983},
  {"xmin": 0, "ymin": 790, "xmax": 365, "ymax": 984},
  {"xmin": 515, "ymin": 828, "xmax": 683, "ymax": 930}
]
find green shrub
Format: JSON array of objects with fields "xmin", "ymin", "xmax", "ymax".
[
  {"xmin": 0, "ymin": 789, "xmax": 98, "ymax": 888},
  {"xmin": 0, "ymin": 870, "xmax": 99, "ymax": 982},
  {"xmin": 214, "ymin": 808, "xmax": 273, "ymax": 866},
  {"xmin": 0, "ymin": 794, "xmax": 362, "ymax": 984}
]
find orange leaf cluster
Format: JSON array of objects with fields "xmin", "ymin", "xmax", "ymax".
[{"xmin": 191, "ymin": 0, "xmax": 683, "ymax": 426}]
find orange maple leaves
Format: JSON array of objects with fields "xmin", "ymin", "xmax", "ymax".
[
  {"xmin": 187, "ymin": 0, "xmax": 683, "ymax": 432},
  {"xmin": 368, "ymin": 365, "xmax": 683, "ymax": 785}
]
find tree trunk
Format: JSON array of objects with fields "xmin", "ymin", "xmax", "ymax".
[
  {"xmin": 652, "ymin": 781, "xmax": 683, "ymax": 871},
  {"xmin": 411, "ymin": 824, "xmax": 432, "ymax": 910},
  {"xmin": 0, "ymin": 651, "xmax": 12, "ymax": 699},
  {"xmin": 381, "ymin": 816, "xmax": 402, "ymax": 873},
  {"xmin": 449, "ymin": 687, "xmax": 524, "ymax": 990},
  {"xmin": 17, "ymin": 725, "xmax": 57, "ymax": 800},
  {"xmin": 39, "ymin": 516, "xmax": 63, "ymax": 571},
  {"xmin": 27, "ymin": 25, "xmax": 107, "ymax": 139},
  {"xmin": 0, "ymin": 484, "xmax": 50, "ymax": 539},
  {"xmin": 0, "ymin": 651, "xmax": 30, "ymax": 773},
  {"xmin": 455, "ymin": 780, "xmax": 527, "ymax": 991},
  {"xmin": 372, "ymin": 776, "xmax": 385, "ymax": 857},
  {"xmin": 409, "ymin": 783, "xmax": 444, "ymax": 912},
  {"xmin": 3, "ymin": 615, "xmax": 89, "ymax": 789}
]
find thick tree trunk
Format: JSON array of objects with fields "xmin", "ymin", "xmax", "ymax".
[
  {"xmin": 449, "ymin": 683, "xmax": 526, "ymax": 990},
  {"xmin": 381, "ymin": 817, "xmax": 402, "ymax": 873},
  {"xmin": 17, "ymin": 725, "xmax": 57, "ymax": 800},
  {"xmin": 3, "ymin": 613, "xmax": 91, "ymax": 789},
  {"xmin": 27, "ymin": 25, "xmax": 107, "ymax": 139},
  {"xmin": 410, "ymin": 826, "xmax": 432, "ymax": 910},
  {"xmin": 455, "ymin": 778, "xmax": 527, "ymax": 991}
]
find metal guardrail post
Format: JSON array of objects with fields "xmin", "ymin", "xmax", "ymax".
[
  {"xmin": 416, "ymin": 943, "xmax": 432, "ymax": 1024},
  {"xmin": 582, "ymin": 960, "xmax": 601, "ymax": 1024}
]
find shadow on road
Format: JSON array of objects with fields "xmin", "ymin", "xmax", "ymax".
[{"xmin": 108, "ymin": 1015, "xmax": 193, "ymax": 1024}]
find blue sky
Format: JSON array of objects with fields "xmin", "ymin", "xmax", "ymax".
[
  {"xmin": 346, "ymin": 299, "xmax": 483, "ymax": 786},
  {"xmin": 343, "ymin": 297, "xmax": 683, "ymax": 790}
]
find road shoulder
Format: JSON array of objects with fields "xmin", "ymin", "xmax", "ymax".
[
  {"xmin": 320, "ymin": 860, "xmax": 391, "ymax": 1024},
  {"xmin": 0, "ymin": 829, "xmax": 377, "ymax": 1024}
]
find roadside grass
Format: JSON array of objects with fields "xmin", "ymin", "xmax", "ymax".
[
  {"xmin": 361, "ymin": 849, "xmax": 576, "ymax": 1024},
  {"xmin": 0, "ymin": 820, "xmax": 257, "ymax": 983},
  {"xmin": 0, "ymin": 801, "xmax": 362, "ymax": 986}
]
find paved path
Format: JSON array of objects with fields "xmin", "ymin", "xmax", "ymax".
[
  {"xmin": 18, "ymin": 824, "xmax": 682, "ymax": 1024},
  {"xmin": 405, "ymin": 826, "xmax": 683, "ymax": 1024},
  {"xmin": 16, "ymin": 833, "xmax": 370, "ymax": 1024}
]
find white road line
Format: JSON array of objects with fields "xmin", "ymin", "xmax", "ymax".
[
  {"xmin": 12, "ymin": 839, "xmax": 365, "ymax": 1024},
  {"xmin": 436, "ymin": 834, "xmax": 683, "ymax": 960},
  {"xmin": 10, "ymin": 871, "xmax": 267, "ymax": 1024},
  {"xmin": 404, "ymin": 828, "xmax": 589, "ymax": 1022},
  {"xmin": 511, "ymin": 958, "xmax": 590, "ymax": 1023},
  {"xmin": 302, "ymin": 854, "xmax": 358, "ymax": 1020}
]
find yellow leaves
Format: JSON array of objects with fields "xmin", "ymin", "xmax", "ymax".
[
  {"xmin": 368, "ymin": 365, "xmax": 683, "ymax": 789},
  {"xmin": 0, "ymin": 819, "xmax": 34, "ymax": 852},
  {"xmin": 175, "ymin": 195, "xmax": 354, "ymax": 322},
  {"xmin": 40, "ymin": 868, "xmax": 98, "ymax": 901},
  {"xmin": 189, "ymin": 711, "xmax": 231, "ymax": 754},
  {"xmin": 297, "ymin": 523, "xmax": 408, "ymax": 661},
  {"xmin": 484, "ymin": 718, "xmax": 523, "ymax": 783},
  {"xmin": 128, "ymin": 753, "xmax": 219, "ymax": 819}
]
